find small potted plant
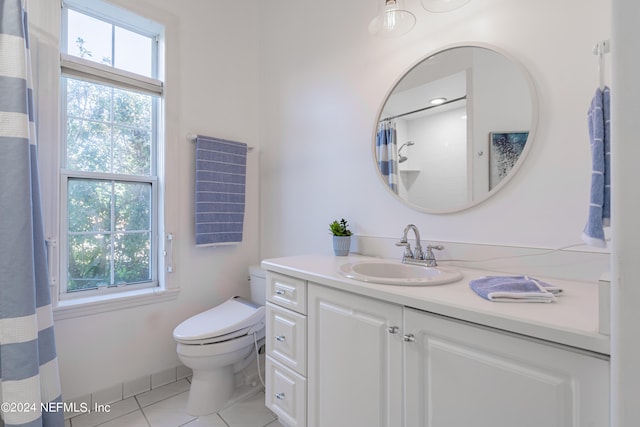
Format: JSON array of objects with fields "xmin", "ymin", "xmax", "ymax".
[{"xmin": 329, "ymin": 218, "xmax": 353, "ymax": 256}]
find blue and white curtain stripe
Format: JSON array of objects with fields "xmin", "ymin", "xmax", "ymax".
[
  {"xmin": 376, "ymin": 120, "xmax": 399, "ymax": 193},
  {"xmin": 1, "ymin": 0, "xmax": 64, "ymax": 426}
]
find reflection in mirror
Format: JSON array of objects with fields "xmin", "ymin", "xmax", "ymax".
[{"xmin": 375, "ymin": 46, "xmax": 536, "ymax": 213}]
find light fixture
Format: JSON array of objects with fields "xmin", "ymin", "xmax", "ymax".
[
  {"xmin": 429, "ymin": 97, "xmax": 448, "ymax": 105},
  {"xmin": 421, "ymin": 0, "xmax": 471, "ymax": 13},
  {"xmin": 368, "ymin": 0, "xmax": 416, "ymax": 38}
]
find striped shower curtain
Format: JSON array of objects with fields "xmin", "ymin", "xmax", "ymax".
[
  {"xmin": 0, "ymin": 0, "xmax": 64, "ymax": 426},
  {"xmin": 376, "ymin": 120, "xmax": 399, "ymax": 193}
]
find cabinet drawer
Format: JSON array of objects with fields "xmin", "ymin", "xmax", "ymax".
[
  {"xmin": 266, "ymin": 356, "xmax": 307, "ymax": 427},
  {"xmin": 267, "ymin": 272, "xmax": 307, "ymax": 314},
  {"xmin": 266, "ymin": 302, "xmax": 307, "ymax": 375}
]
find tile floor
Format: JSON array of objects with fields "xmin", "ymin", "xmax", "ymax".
[{"xmin": 65, "ymin": 379, "xmax": 284, "ymax": 427}]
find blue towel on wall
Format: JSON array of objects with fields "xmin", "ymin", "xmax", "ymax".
[
  {"xmin": 195, "ymin": 136, "xmax": 247, "ymax": 246},
  {"xmin": 582, "ymin": 86, "xmax": 611, "ymax": 248},
  {"xmin": 469, "ymin": 276, "xmax": 563, "ymax": 303}
]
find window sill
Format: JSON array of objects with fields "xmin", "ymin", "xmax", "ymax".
[{"xmin": 53, "ymin": 287, "xmax": 180, "ymax": 320}]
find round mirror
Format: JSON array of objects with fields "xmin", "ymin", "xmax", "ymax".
[{"xmin": 374, "ymin": 45, "xmax": 537, "ymax": 213}]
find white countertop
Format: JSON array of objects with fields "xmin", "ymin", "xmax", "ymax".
[{"xmin": 261, "ymin": 254, "xmax": 610, "ymax": 356}]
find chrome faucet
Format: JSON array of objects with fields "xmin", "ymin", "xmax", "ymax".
[
  {"xmin": 395, "ymin": 224, "xmax": 443, "ymax": 267},
  {"xmin": 396, "ymin": 224, "xmax": 424, "ymax": 262}
]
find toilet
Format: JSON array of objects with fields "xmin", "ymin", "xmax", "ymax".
[{"xmin": 173, "ymin": 266, "xmax": 266, "ymax": 416}]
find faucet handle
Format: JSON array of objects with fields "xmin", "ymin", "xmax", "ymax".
[
  {"xmin": 424, "ymin": 245, "xmax": 443, "ymax": 266},
  {"xmin": 395, "ymin": 240, "xmax": 413, "ymax": 261}
]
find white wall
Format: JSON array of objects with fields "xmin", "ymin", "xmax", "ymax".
[
  {"xmin": 611, "ymin": 0, "xmax": 640, "ymax": 425},
  {"xmin": 30, "ymin": 0, "xmax": 262, "ymax": 400},
  {"xmin": 258, "ymin": 0, "xmax": 611, "ymax": 256}
]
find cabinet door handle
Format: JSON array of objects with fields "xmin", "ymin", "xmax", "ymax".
[
  {"xmin": 275, "ymin": 335, "xmax": 286, "ymax": 342},
  {"xmin": 403, "ymin": 333, "xmax": 416, "ymax": 342},
  {"xmin": 275, "ymin": 392, "xmax": 285, "ymax": 400},
  {"xmin": 275, "ymin": 289, "xmax": 286, "ymax": 296},
  {"xmin": 387, "ymin": 326, "xmax": 400, "ymax": 334}
]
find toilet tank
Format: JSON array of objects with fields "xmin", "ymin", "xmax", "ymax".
[{"xmin": 249, "ymin": 265, "xmax": 266, "ymax": 305}]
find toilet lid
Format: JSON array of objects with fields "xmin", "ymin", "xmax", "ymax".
[{"xmin": 173, "ymin": 297, "xmax": 265, "ymax": 343}]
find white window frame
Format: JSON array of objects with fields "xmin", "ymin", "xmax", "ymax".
[{"xmin": 47, "ymin": 0, "xmax": 176, "ymax": 315}]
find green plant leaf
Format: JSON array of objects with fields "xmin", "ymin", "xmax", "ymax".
[{"xmin": 329, "ymin": 218, "xmax": 352, "ymax": 236}]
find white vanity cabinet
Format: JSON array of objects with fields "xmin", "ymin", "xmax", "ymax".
[
  {"xmin": 307, "ymin": 283, "xmax": 403, "ymax": 427},
  {"xmin": 404, "ymin": 307, "xmax": 609, "ymax": 427},
  {"xmin": 265, "ymin": 272, "xmax": 308, "ymax": 427},
  {"xmin": 262, "ymin": 256, "xmax": 610, "ymax": 427}
]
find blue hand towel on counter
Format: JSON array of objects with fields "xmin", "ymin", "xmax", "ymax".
[{"xmin": 469, "ymin": 276, "xmax": 563, "ymax": 303}]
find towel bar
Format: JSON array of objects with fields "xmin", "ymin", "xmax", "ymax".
[{"xmin": 187, "ymin": 134, "xmax": 254, "ymax": 150}]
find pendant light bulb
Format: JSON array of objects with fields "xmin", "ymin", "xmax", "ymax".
[{"xmin": 369, "ymin": 0, "xmax": 416, "ymax": 38}]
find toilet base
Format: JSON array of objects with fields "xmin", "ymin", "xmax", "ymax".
[
  {"xmin": 186, "ymin": 360, "xmax": 266, "ymax": 416},
  {"xmin": 183, "ymin": 338, "xmax": 265, "ymax": 416},
  {"xmin": 187, "ymin": 365, "xmax": 234, "ymax": 416}
]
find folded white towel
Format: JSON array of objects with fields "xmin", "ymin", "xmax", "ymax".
[{"xmin": 469, "ymin": 276, "xmax": 563, "ymax": 303}]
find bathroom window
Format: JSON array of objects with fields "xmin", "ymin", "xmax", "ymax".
[{"xmin": 59, "ymin": 1, "xmax": 164, "ymax": 298}]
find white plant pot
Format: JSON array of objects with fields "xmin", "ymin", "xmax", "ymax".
[{"xmin": 332, "ymin": 235, "xmax": 351, "ymax": 256}]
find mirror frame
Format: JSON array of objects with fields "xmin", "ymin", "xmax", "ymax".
[{"xmin": 372, "ymin": 42, "xmax": 539, "ymax": 214}]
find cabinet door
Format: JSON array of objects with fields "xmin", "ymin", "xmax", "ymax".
[
  {"xmin": 404, "ymin": 307, "xmax": 609, "ymax": 427},
  {"xmin": 308, "ymin": 283, "xmax": 403, "ymax": 427}
]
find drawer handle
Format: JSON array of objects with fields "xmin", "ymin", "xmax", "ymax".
[
  {"xmin": 275, "ymin": 335, "xmax": 286, "ymax": 342},
  {"xmin": 275, "ymin": 289, "xmax": 286, "ymax": 296},
  {"xmin": 387, "ymin": 326, "xmax": 400, "ymax": 334},
  {"xmin": 275, "ymin": 392, "xmax": 285, "ymax": 400},
  {"xmin": 403, "ymin": 333, "xmax": 416, "ymax": 342}
]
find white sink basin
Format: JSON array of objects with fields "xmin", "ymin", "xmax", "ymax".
[{"xmin": 338, "ymin": 259, "xmax": 463, "ymax": 286}]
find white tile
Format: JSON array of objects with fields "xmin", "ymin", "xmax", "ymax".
[
  {"xmin": 98, "ymin": 410, "xmax": 149, "ymax": 427},
  {"xmin": 182, "ymin": 413, "xmax": 228, "ymax": 427},
  {"xmin": 218, "ymin": 392, "xmax": 276, "ymax": 427},
  {"xmin": 124, "ymin": 375, "xmax": 151, "ymax": 399},
  {"xmin": 70, "ymin": 397, "xmax": 139, "ymax": 427},
  {"xmin": 141, "ymin": 391, "xmax": 196, "ymax": 427},
  {"xmin": 135, "ymin": 378, "xmax": 191, "ymax": 408},
  {"xmin": 151, "ymin": 367, "xmax": 177, "ymax": 389},
  {"xmin": 92, "ymin": 383, "xmax": 123, "ymax": 406},
  {"xmin": 68, "ymin": 377, "xmax": 280, "ymax": 427}
]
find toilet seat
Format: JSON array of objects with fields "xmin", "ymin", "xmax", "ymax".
[
  {"xmin": 173, "ymin": 296, "xmax": 265, "ymax": 345},
  {"xmin": 176, "ymin": 333, "xmax": 257, "ymax": 358}
]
